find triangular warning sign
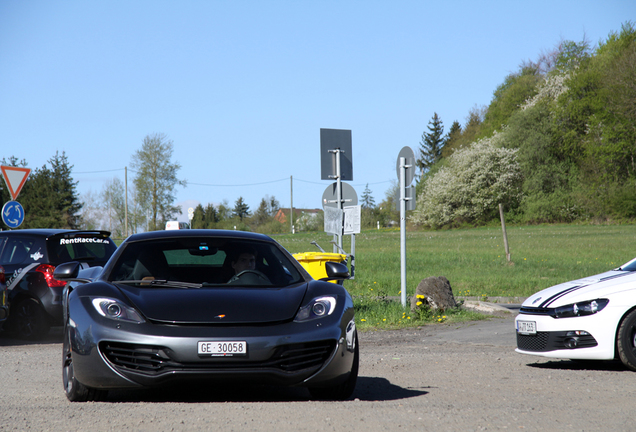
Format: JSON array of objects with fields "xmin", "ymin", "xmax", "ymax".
[{"xmin": 1, "ymin": 166, "xmax": 31, "ymax": 200}]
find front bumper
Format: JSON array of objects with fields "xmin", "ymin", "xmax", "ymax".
[
  {"xmin": 69, "ymin": 296, "xmax": 356, "ymax": 390},
  {"xmin": 514, "ymin": 307, "xmax": 623, "ymax": 360}
]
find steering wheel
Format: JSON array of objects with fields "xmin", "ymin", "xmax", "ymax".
[{"xmin": 228, "ymin": 269, "xmax": 271, "ymax": 285}]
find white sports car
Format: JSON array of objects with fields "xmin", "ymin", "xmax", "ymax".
[{"xmin": 515, "ymin": 257, "xmax": 636, "ymax": 370}]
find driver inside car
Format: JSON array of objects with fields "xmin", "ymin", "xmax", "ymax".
[
  {"xmin": 232, "ymin": 250, "xmax": 256, "ymax": 275},
  {"xmin": 227, "ymin": 246, "xmax": 271, "ymax": 284}
]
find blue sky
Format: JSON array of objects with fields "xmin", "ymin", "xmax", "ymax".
[{"xmin": 1, "ymin": 1, "xmax": 633, "ymax": 223}]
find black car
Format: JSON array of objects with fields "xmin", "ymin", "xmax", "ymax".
[
  {"xmin": 55, "ymin": 229, "xmax": 358, "ymax": 402},
  {"xmin": 0, "ymin": 265, "xmax": 8, "ymax": 328},
  {"xmin": 0, "ymin": 229, "xmax": 117, "ymax": 339}
]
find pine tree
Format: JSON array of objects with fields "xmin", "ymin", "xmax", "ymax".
[
  {"xmin": 441, "ymin": 120, "xmax": 462, "ymax": 157},
  {"xmin": 233, "ymin": 197, "xmax": 250, "ymax": 220},
  {"xmin": 204, "ymin": 203, "xmax": 219, "ymax": 227},
  {"xmin": 191, "ymin": 204, "xmax": 205, "ymax": 229},
  {"xmin": 417, "ymin": 113, "xmax": 445, "ymax": 174},
  {"xmin": 361, "ymin": 183, "xmax": 375, "ymax": 208}
]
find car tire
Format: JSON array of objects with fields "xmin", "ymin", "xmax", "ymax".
[
  {"xmin": 309, "ymin": 333, "xmax": 359, "ymax": 401},
  {"xmin": 8, "ymin": 298, "xmax": 50, "ymax": 340},
  {"xmin": 63, "ymin": 323, "xmax": 107, "ymax": 402},
  {"xmin": 617, "ymin": 309, "xmax": 636, "ymax": 371}
]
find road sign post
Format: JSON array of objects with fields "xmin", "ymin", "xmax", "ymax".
[
  {"xmin": 396, "ymin": 147, "xmax": 416, "ymax": 307},
  {"xmin": 1, "ymin": 166, "xmax": 31, "ymax": 201},
  {"xmin": 2, "ymin": 201, "xmax": 25, "ymax": 228},
  {"xmin": 1, "ymin": 166, "xmax": 31, "ymax": 229},
  {"xmin": 320, "ymin": 129, "xmax": 354, "ymax": 253}
]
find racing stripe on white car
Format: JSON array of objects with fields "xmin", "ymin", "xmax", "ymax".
[{"xmin": 539, "ymin": 272, "xmax": 633, "ymax": 308}]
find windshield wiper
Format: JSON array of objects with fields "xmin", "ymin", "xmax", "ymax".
[{"xmin": 115, "ymin": 280, "xmax": 203, "ymax": 289}]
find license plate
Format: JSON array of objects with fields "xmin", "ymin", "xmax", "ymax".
[
  {"xmin": 517, "ymin": 320, "xmax": 537, "ymax": 335},
  {"xmin": 198, "ymin": 341, "xmax": 247, "ymax": 356}
]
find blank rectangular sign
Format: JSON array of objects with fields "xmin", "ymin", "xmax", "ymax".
[{"xmin": 320, "ymin": 128, "xmax": 353, "ymax": 181}]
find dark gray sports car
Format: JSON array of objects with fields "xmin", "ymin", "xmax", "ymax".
[{"xmin": 55, "ymin": 230, "xmax": 358, "ymax": 402}]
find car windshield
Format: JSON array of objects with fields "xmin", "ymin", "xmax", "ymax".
[
  {"xmin": 619, "ymin": 258, "xmax": 636, "ymax": 272},
  {"xmin": 108, "ymin": 237, "xmax": 304, "ymax": 287}
]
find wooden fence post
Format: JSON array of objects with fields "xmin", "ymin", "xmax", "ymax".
[{"xmin": 499, "ymin": 203, "xmax": 511, "ymax": 262}]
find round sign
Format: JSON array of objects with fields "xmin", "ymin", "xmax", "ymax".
[
  {"xmin": 396, "ymin": 146, "xmax": 416, "ymax": 186},
  {"xmin": 2, "ymin": 200, "xmax": 25, "ymax": 228},
  {"xmin": 322, "ymin": 182, "xmax": 358, "ymax": 208}
]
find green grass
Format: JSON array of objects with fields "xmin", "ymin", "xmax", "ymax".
[
  {"xmin": 352, "ymin": 295, "xmax": 490, "ymax": 330},
  {"xmin": 276, "ymin": 224, "xmax": 636, "ymax": 299},
  {"xmin": 274, "ymin": 224, "xmax": 636, "ymax": 330}
]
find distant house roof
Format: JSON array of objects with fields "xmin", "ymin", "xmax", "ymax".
[{"xmin": 274, "ymin": 208, "xmax": 321, "ymax": 223}]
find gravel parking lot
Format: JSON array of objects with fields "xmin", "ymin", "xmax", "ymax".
[{"xmin": 1, "ymin": 312, "xmax": 634, "ymax": 431}]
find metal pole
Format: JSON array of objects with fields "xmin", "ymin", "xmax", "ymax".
[
  {"xmin": 400, "ymin": 157, "xmax": 407, "ymax": 307},
  {"xmin": 335, "ymin": 149, "xmax": 343, "ymax": 252},
  {"xmin": 350, "ymin": 233, "xmax": 355, "ymax": 279},
  {"xmin": 125, "ymin": 166, "xmax": 128, "ymax": 237}
]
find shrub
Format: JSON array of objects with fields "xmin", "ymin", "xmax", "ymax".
[{"xmin": 411, "ymin": 132, "xmax": 522, "ymax": 228}]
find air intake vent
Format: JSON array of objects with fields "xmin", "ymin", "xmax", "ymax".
[{"xmin": 100, "ymin": 340, "xmax": 336, "ymax": 375}]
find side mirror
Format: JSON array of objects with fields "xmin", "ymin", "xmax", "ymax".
[
  {"xmin": 53, "ymin": 262, "xmax": 81, "ymax": 280},
  {"xmin": 322, "ymin": 261, "xmax": 350, "ymax": 281}
]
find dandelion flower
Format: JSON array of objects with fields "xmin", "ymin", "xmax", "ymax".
[
  {"xmin": 361, "ymin": 319, "xmax": 366, "ymax": 322},
  {"xmin": 416, "ymin": 301, "xmax": 423, "ymax": 306}
]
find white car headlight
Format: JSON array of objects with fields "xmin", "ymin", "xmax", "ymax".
[
  {"xmin": 294, "ymin": 296, "xmax": 337, "ymax": 322},
  {"xmin": 91, "ymin": 298, "xmax": 145, "ymax": 324},
  {"xmin": 554, "ymin": 298, "xmax": 609, "ymax": 318}
]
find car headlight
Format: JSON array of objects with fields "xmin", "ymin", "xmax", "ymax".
[
  {"xmin": 294, "ymin": 296, "xmax": 337, "ymax": 322},
  {"xmin": 91, "ymin": 298, "xmax": 145, "ymax": 324},
  {"xmin": 554, "ymin": 299, "xmax": 609, "ymax": 318}
]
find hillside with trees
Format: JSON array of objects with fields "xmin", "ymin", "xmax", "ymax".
[{"xmin": 413, "ymin": 22, "xmax": 636, "ymax": 228}]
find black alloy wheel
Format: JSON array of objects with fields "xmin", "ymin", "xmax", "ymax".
[
  {"xmin": 8, "ymin": 298, "xmax": 50, "ymax": 340},
  {"xmin": 309, "ymin": 333, "xmax": 359, "ymax": 401},
  {"xmin": 62, "ymin": 323, "xmax": 107, "ymax": 402},
  {"xmin": 617, "ymin": 309, "xmax": 636, "ymax": 371}
]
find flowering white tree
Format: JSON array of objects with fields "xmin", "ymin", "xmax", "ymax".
[
  {"xmin": 522, "ymin": 70, "xmax": 570, "ymax": 110},
  {"xmin": 411, "ymin": 131, "xmax": 523, "ymax": 228}
]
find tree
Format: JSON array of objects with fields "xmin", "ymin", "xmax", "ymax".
[
  {"xmin": 191, "ymin": 204, "xmax": 205, "ymax": 229},
  {"xmin": 441, "ymin": 121, "xmax": 462, "ymax": 157},
  {"xmin": 204, "ymin": 203, "xmax": 219, "ymax": 227},
  {"xmin": 417, "ymin": 113, "xmax": 445, "ymax": 174},
  {"xmin": 361, "ymin": 184, "xmax": 375, "ymax": 209},
  {"xmin": 101, "ymin": 177, "xmax": 126, "ymax": 237},
  {"xmin": 13, "ymin": 152, "xmax": 83, "ymax": 229},
  {"xmin": 79, "ymin": 190, "xmax": 102, "ymax": 230},
  {"xmin": 216, "ymin": 200, "xmax": 232, "ymax": 221},
  {"xmin": 375, "ymin": 180, "xmax": 400, "ymax": 228},
  {"xmin": 267, "ymin": 196, "xmax": 280, "ymax": 216},
  {"xmin": 411, "ymin": 132, "xmax": 522, "ymax": 228},
  {"xmin": 479, "ymin": 67, "xmax": 542, "ymax": 138},
  {"xmin": 252, "ymin": 198, "xmax": 270, "ymax": 226},
  {"xmin": 130, "ymin": 133, "xmax": 186, "ymax": 231},
  {"xmin": 233, "ymin": 197, "xmax": 250, "ymax": 220}
]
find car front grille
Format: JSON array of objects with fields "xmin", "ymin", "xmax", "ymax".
[
  {"xmin": 100, "ymin": 340, "xmax": 336, "ymax": 376},
  {"xmin": 517, "ymin": 331, "xmax": 598, "ymax": 352}
]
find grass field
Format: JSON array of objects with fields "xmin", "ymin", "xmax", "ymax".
[{"xmin": 276, "ymin": 224, "xmax": 636, "ymax": 300}]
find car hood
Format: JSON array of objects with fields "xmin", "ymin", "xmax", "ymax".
[
  {"xmin": 116, "ymin": 283, "xmax": 308, "ymax": 324},
  {"xmin": 522, "ymin": 270, "xmax": 635, "ymax": 308}
]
